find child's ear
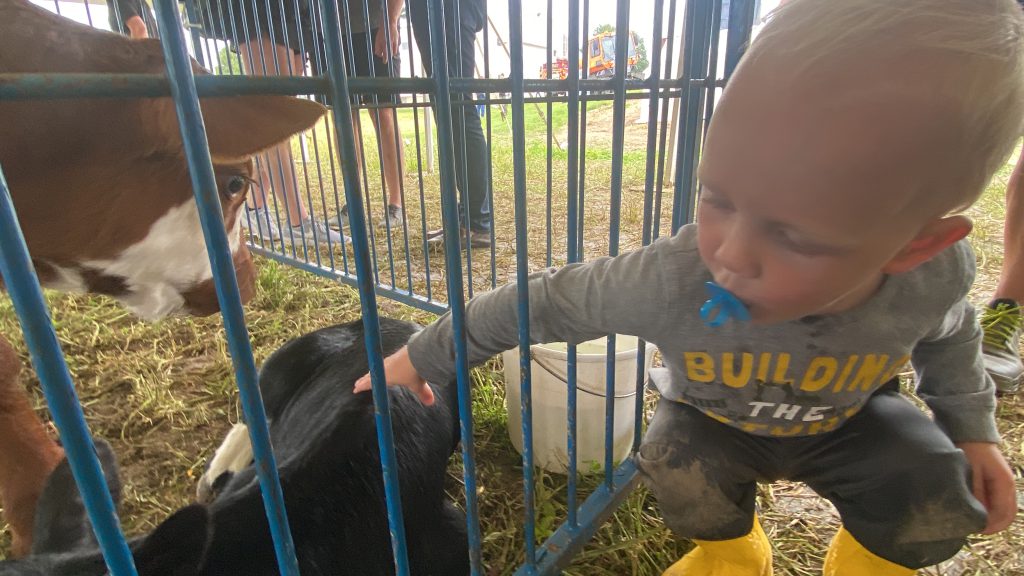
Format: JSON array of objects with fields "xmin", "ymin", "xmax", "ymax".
[{"xmin": 882, "ymin": 215, "xmax": 972, "ymax": 274}]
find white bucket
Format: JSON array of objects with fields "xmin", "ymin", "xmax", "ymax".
[{"xmin": 502, "ymin": 335, "xmax": 656, "ymax": 474}]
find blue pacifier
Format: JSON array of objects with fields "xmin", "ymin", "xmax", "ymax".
[{"xmin": 700, "ymin": 281, "xmax": 751, "ymax": 327}]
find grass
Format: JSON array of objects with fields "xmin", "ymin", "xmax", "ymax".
[
  {"xmin": 1, "ymin": 102, "xmax": 1022, "ymax": 575},
  {"xmin": 256, "ymin": 98, "xmax": 659, "ymax": 300}
]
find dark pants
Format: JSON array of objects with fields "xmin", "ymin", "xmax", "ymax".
[
  {"xmin": 635, "ymin": 381, "xmax": 988, "ymax": 569},
  {"xmin": 407, "ymin": 0, "xmax": 492, "ymax": 233}
]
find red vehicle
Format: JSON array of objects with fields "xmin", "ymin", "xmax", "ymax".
[
  {"xmin": 539, "ymin": 57, "xmax": 570, "ymax": 80},
  {"xmin": 539, "ymin": 33, "xmax": 641, "ymax": 80}
]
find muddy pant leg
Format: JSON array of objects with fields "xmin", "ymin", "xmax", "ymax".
[
  {"xmin": 792, "ymin": 388, "xmax": 987, "ymax": 569},
  {"xmin": 636, "ymin": 398, "xmax": 770, "ymax": 540}
]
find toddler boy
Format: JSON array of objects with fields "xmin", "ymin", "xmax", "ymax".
[{"xmin": 356, "ymin": 0, "xmax": 1023, "ymax": 573}]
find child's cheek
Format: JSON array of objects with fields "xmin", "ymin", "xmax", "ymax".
[{"xmin": 695, "ymin": 212, "xmax": 722, "ymax": 272}]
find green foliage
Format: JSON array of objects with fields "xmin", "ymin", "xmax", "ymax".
[
  {"xmin": 632, "ymin": 32, "xmax": 649, "ymax": 78},
  {"xmin": 213, "ymin": 45, "xmax": 244, "ymax": 76}
]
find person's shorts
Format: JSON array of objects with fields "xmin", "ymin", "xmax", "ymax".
[
  {"xmin": 194, "ymin": 0, "xmax": 316, "ymax": 56},
  {"xmin": 193, "ymin": 0, "xmax": 398, "ymax": 106},
  {"xmin": 313, "ymin": 29, "xmax": 401, "ymax": 107}
]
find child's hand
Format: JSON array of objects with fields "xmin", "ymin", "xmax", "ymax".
[
  {"xmin": 353, "ymin": 346, "xmax": 435, "ymax": 406},
  {"xmin": 955, "ymin": 441, "xmax": 1017, "ymax": 534}
]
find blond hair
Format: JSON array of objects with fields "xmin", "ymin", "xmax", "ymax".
[{"xmin": 748, "ymin": 0, "xmax": 1024, "ymax": 212}]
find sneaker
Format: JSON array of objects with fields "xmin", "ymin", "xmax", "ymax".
[
  {"xmin": 242, "ymin": 207, "xmax": 282, "ymax": 242},
  {"xmin": 340, "ymin": 204, "xmax": 404, "ymax": 229},
  {"xmin": 384, "ymin": 205, "xmax": 404, "ymax": 228},
  {"xmin": 425, "ymin": 226, "xmax": 491, "ymax": 249},
  {"xmin": 339, "ymin": 204, "xmax": 351, "ymax": 229},
  {"xmin": 980, "ymin": 298, "xmax": 1023, "ymax": 394},
  {"xmin": 290, "ymin": 217, "xmax": 349, "ymax": 246}
]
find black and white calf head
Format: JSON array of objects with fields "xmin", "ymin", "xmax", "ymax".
[
  {"xmin": 2, "ymin": 318, "xmax": 469, "ymax": 576},
  {"xmin": 0, "ymin": 440, "xmax": 211, "ymax": 576}
]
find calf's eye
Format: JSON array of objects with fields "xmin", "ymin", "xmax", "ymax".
[{"xmin": 227, "ymin": 176, "xmax": 247, "ymax": 196}]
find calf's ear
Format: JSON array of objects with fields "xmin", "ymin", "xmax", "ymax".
[
  {"xmin": 201, "ymin": 95, "xmax": 326, "ymax": 163},
  {"xmin": 31, "ymin": 439, "xmax": 121, "ymax": 555},
  {"xmin": 144, "ymin": 94, "xmax": 325, "ymax": 164},
  {"xmin": 134, "ymin": 504, "xmax": 211, "ymax": 576}
]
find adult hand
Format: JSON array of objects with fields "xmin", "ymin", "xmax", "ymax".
[
  {"xmin": 374, "ymin": 23, "xmax": 400, "ymax": 63},
  {"xmin": 956, "ymin": 441, "xmax": 1017, "ymax": 534},
  {"xmin": 353, "ymin": 346, "xmax": 435, "ymax": 405}
]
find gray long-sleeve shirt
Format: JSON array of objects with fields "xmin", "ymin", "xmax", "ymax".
[{"xmin": 408, "ymin": 225, "xmax": 999, "ymax": 443}]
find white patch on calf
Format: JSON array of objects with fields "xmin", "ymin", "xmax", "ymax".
[
  {"xmin": 78, "ymin": 200, "xmax": 241, "ymax": 321},
  {"xmin": 196, "ymin": 423, "xmax": 253, "ymax": 504},
  {"xmin": 227, "ymin": 209, "xmax": 242, "ymax": 255}
]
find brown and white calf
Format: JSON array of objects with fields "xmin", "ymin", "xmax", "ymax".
[{"xmin": 0, "ymin": 0, "xmax": 324, "ymax": 555}]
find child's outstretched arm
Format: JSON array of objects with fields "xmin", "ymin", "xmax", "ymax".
[
  {"xmin": 353, "ymin": 230, "xmax": 692, "ymax": 404},
  {"xmin": 353, "ymin": 346, "xmax": 434, "ymax": 405}
]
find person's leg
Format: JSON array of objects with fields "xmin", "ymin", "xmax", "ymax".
[
  {"xmin": 357, "ymin": 28, "xmax": 404, "ymax": 214},
  {"xmin": 982, "ymin": 148, "xmax": 1024, "ymax": 393},
  {"xmin": 238, "ymin": 39, "xmax": 345, "ymax": 245},
  {"xmin": 793, "ymin": 382, "xmax": 987, "ymax": 572},
  {"xmin": 350, "ymin": 108, "xmax": 367, "ymax": 194},
  {"xmin": 339, "ymin": 30, "xmax": 404, "ymax": 227},
  {"xmin": 636, "ymin": 399, "xmax": 773, "ymax": 576},
  {"xmin": 370, "ymin": 107, "xmax": 405, "ymax": 210},
  {"xmin": 407, "ymin": 0, "xmax": 431, "ymax": 68},
  {"xmin": 448, "ymin": 10, "xmax": 491, "ymax": 234},
  {"xmin": 997, "ymin": 151, "xmax": 1024, "ymax": 301},
  {"xmin": 408, "ymin": 0, "xmax": 491, "ymax": 243},
  {"xmin": 239, "ymin": 38, "xmax": 307, "ymax": 226},
  {"xmin": 344, "ymin": 107, "xmax": 403, "ymax": 226}
]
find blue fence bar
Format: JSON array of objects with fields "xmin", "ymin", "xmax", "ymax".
[
  {"xmin": 317, "ymin": 0, "xmax": 415, "ymax": 571},
  {"xmin": 602, "ymin": 0, "xmax": 631, "ymax": 490},
  {"xmin": 637, "ymin": 0, "xmax": 667, "ymax": 452},
  {"xmin": 725, "ymin": 0, "xmax": 757, "ymax": 77},
  {"xmin": 150, "ymin": 0, "xmax": 302, "ymax": 574},
  {"xmin": 480, "ymin": 0, "xmax": 499, "ymax": 293},
  {"xmin": 564, "ymin": 0, "xmax": 582, "ymax": 531},
  {"xmin": 703, "ymin": 0, "xmax": 724, "ymax": 120},
  {"xmin": 672, "ymin": 0, "xmax": 714, "ymax": 233},
  {"xmin": 506, "ymin": 0, "xmax": 538, "ymax": 570},
  {"xmin": 0, "ymin": 167, "xmax": 137, "ymax": 576},
  {"xmin": 576, "ymin": 0, "xmax": 590, "ymax": 262},
  {"xmin": 0, "ymin": 73, "xmax": 663, "ymax": 101},
  {"xmin": 543, "ymin": 0, "xmax": 553, "ymax": 268},
  {"xmin": 653, "ymin": 0, "xmax": 681, "ymax": 242},
  {"xmin": 422, "ymin": 0, "xmax": 485, "ymax": 571}
]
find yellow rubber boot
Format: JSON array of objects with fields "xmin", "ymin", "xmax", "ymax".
[
  {"xmin": 823, "ymin": 527, "xmax": 915, "ymax": 576},
  {"xmin": 663, "ymin": 516, "xmax": 772, "ymax": 576}
]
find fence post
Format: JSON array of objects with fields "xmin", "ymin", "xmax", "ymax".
[
  {"xmin": 150, "ymin": 1, "xmax": 301, "ymax": 573},
  {"xmin": 0, "ymin": 166, "xmax": 138, "ymax": 576}
]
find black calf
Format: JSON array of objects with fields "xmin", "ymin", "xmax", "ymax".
[{"xmin": 0, "ymin": 318, "xmax": 468, "ymax": 576}]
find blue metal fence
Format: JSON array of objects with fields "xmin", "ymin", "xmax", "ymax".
[{"xmin": 0, "ymin": 0, "xmax": 759, "ymax": 573}]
